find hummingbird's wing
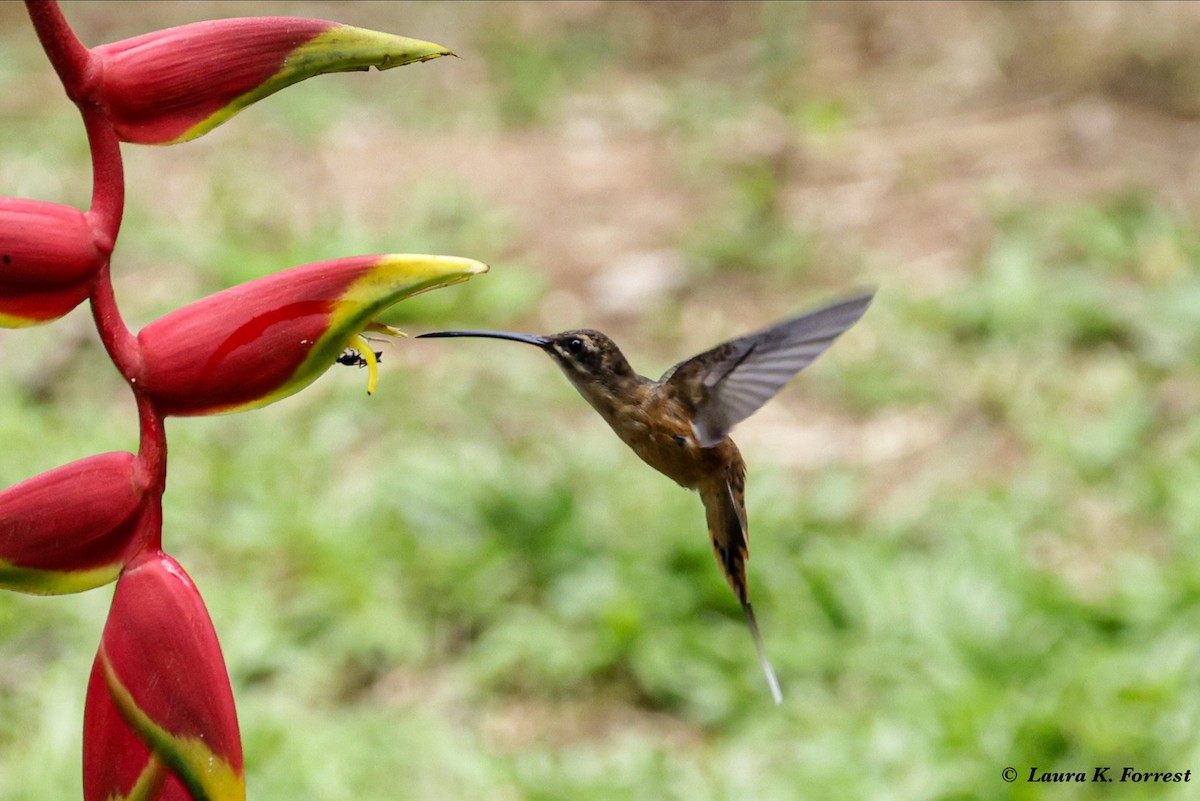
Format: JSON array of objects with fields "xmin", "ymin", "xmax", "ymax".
[{"xmin": 664, "ymin": 292, "xmax": 874, "ymax": 448}]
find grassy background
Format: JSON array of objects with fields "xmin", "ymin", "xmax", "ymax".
[{"xmin": 3, "ymin": 2, "xmax": 1200, "ymax": 799}]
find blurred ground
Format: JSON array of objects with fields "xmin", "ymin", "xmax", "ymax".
[{"xmin": 3, "ymin": 2, "xmax": 1200, "ymax": 800}]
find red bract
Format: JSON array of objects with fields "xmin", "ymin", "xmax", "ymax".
[
  {"xmin": 89, "ymin": 17, "xmax": 453, "ymax": 144},
  {"xmin": 0, "ymin": 197, "xmax": 106, "ymax": 327},
  {"xmin": 84, "ymin": 550, "xmax": 243, "ymax": 801},
  {"xmin": 0, "ymin": 452, "xmax": 148, "ymax": 594},
  {"xmin": 136, "ymin": 254, "xmax": 487, "ymax": 416}
]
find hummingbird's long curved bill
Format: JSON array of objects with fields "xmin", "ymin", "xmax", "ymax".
[{"xmin": 416, "ymin": 330, "xmax": 549, "ymax": 347}]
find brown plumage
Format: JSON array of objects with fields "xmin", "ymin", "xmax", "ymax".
[{"xmin": 418, "ymin": 291, "xmax": 874, "ymax": 704}]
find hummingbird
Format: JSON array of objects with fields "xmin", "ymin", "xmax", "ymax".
[{"xmin": 418, "ymin": 291, "xmax": 874, "ymax": 704}]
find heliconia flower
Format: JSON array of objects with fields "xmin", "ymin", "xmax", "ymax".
[
  {"xmin": 136, "ymin": 253, "xmax": 487, "ymax": 416},
  {"xmin": 88, "ymin": 17, "xmax": 454, "ymax": 145},
  {"xmin": 0, "ymin": 197, "xmax": 106, "ymax": 327},
  {"xmin": 84, "ymin": 549, "xmax": 243, "ymax": 801},
  {"xmin": 0, "ymin": 452, "xmax": 148, "ymax": 595}
]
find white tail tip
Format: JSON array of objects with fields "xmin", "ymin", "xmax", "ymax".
[{"xmin": 743, "ymin": 601, "xmax": 783, "ymax": 705}]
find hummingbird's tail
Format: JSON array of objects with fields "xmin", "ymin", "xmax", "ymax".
[
  {"xmin": 701, "ymin": 469, "xmax": 783, "ymax": 705},
  {"xmin": 743, "ymin": 599, "xmax": 784, "ymax": 706}
]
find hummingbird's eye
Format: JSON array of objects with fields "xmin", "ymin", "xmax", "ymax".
[{"xmin": 566, "ymin": 338, "xmax": 585, "ymax": 355}]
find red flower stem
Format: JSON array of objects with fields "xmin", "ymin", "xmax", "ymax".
[
  {"xmin": 27, "ymin": 0, "xmax": 136, "ymax": 376},
  {"xmin": 26, "ymin": 0, "xmax": 126, "ymax": 240},
  {"xmin": 81, "ymin": 101, "xmax": 137, "ymax": 379},
  {"xmin": 88, "ymin": 259, "xmax": 139, "ymax": 383},
  {"xmin": 135, "ymin": 393, "xmax": 168, "ymax": 495},
  {"xmin": 80, "ymin": 105, "xmax": 126, "ymax": 248},
  {"xmin": 133, "ymin": 484, "xmax": 164, "ymax": 554},
  {"xmin": 28, "ymin": 0, "xmax": 164, "ymax": 556},
  {"xmin": 24, "ymin": 1, "xmax": 91, "ymax": 101}
]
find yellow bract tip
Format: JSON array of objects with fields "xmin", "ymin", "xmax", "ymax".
[{"xmin": 350, "ymin": 334, "xmax": 380, "ymax": 395}]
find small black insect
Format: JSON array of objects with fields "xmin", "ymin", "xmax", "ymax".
[{"xmin": 336, "ymin": 349, "xmax": 382, "ymax": 368}]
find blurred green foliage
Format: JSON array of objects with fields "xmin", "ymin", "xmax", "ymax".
[
  {"xmin": 4, "ymin": 2, "xmax": 1200, "ymax": 801},
  {"xmin": 684, "ymin": 154, "xmax": 818, "ymax": 277},
  {"xmin": 480, "ymin": 21, "xmax": 618, "ymax": 130}
]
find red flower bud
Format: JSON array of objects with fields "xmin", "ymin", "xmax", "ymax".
[
  {"xmin": 136, "ymin": 253, "xmax": 487, "ymax": 416},
  {"xmin": 0, "ymin": 197, "xmax": 106, "ymax": 327},
  {"xmin": 90, "ymin": 17, "xmax": 453, "ymax": 144},
  {"xmin": 84, "ymin": 550, "xmax": 243, "ymax": 801},
  {"xmin": 0, "ymin": 452, "xmax": 147, "ymax": 594}
]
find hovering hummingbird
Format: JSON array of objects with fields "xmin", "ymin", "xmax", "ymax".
[{"xmin": 418, "ymin": 291, "xmax": 874, "ymax": 703}]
